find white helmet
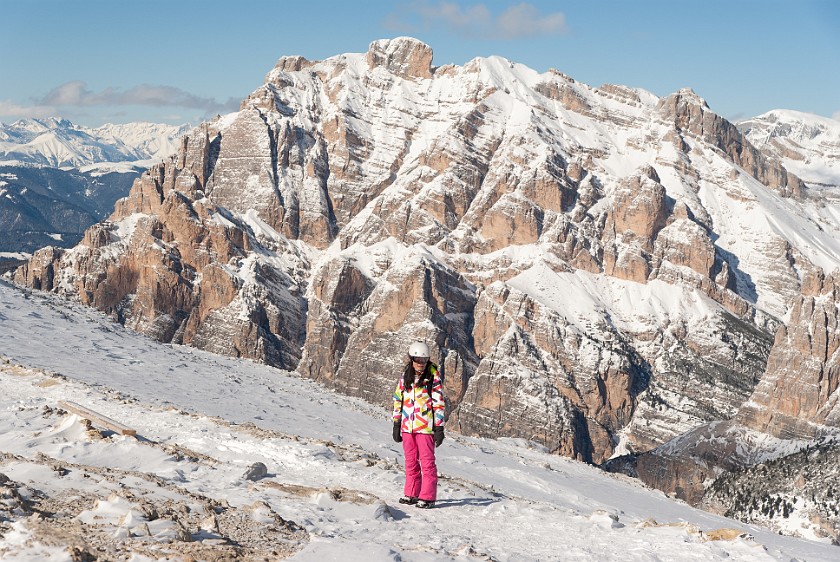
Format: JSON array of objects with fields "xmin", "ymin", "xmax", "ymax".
[{"xmin": 408, "ymin": 341, "xmax": 430, "ymax": 359}]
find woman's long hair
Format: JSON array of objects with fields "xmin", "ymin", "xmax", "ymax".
[{"xmin": 403, "ymin": 359, "xmax": 433, "ymax": 392}]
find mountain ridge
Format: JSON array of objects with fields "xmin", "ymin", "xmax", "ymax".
[
  {"xmin": 0, "ymin": 117, "xmax": 190, "ymax": 169},
  {"xmin": 738, "ymin": 109, "xmax": 840, "ymax": 190}
]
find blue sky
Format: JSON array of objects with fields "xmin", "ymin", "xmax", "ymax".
[{"xmin": 2, "ymin": 0, "xmax": 838, "ymax": 127}]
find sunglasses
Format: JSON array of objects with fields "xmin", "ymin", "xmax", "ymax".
[{"xmin": 411, "ymin": 356, "xmax": 429, "ymax": 364}]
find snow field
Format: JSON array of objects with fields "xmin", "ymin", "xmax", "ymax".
[{"xmin": 1, "ymin": 281, "xmax": 839, "ymax": 560}]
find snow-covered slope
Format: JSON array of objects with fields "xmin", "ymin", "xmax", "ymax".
[
  {"xmin": 738, "ymin": 110, "xmax": 840, "ymax": 189},
  {"xmin": 0, "ymin": 117, "xmax": 189, "ymax": 169},
  {"xmin": 1, "ymin": 279, "xmax": 837, "ymax": 561}
]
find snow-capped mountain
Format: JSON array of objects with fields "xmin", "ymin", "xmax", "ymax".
[
  {"xmin": 0, "ymin": 118, "xmax": 189, "ymax": 261},
  {"xmin": 738, "ymin": 110, "xmax": 840, "ymax": 189},
  {"xmin": 8, "ymin": 38, "xmax": 840, "ymax": 540},
  {"xmin": 0, "ymin": 117, "xmax": 189, "ymax": 169}
]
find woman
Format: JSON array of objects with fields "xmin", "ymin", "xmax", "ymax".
[{"xmin": 392, "ymin": 341, "xmax": 446, "ymax": 509}]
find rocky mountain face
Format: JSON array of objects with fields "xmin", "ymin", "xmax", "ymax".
[
  {"xmin": 739, "ymin": 269, "xmax": 840, "ymax": 438},
  {"xmin": 604, "ymin": 267, "xmax": 840, "ymax": 538},
  {"xmin": 10, "ymin": 37, "xmax": 840, "ymax": 530}
]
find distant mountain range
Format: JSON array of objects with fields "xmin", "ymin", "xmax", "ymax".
[
  {"xmin": 0, "ymin": 118, "xmax": 188, "ymax": 263},
  {"xmin": 0, "ymin": 117, "xmax": 189, "ymax": 170}
]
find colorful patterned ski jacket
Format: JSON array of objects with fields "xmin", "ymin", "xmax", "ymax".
[{"xmin": 392, "ymin": 364, "xmax": 445, "ymax": 434}]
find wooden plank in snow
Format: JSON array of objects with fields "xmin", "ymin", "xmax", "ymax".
[{"xmin": 58, "ymin": 400, "xmax": 137, "ymax": 437}]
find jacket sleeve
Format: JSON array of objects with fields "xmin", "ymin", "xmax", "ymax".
[
  {"xmin": 393, "ymin": 378, "xmax": 404, "ymax": 422},
  {"xmin": 431, "ymin": 374, "xmax": 445, "ymax": 428}
]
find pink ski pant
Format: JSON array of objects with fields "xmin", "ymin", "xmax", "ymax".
[{"xmin": 401, "ymin": 432, "xmax": 438, "ymax": 501}]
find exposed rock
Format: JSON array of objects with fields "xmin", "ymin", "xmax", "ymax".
[
  {"xmin": 13, "ymin": 246, "xmax": 63, "ymax": 291},
  {"xmin": 738, "ymin": 269, "xmax": 840, "ymax": 438},
  {"xmin": 535, "ymin": 80, "xmax": 593, "ymax": 115},
  {"xmin": 609, "ymin": 269, "xmax": 840, "ymax": 507},
  {"xmin": 272, "ymin": 55, "xmax": 312, "ymax": 73},
  {"xmin": 299, "ymin": 252, "xmax": 478, "ymax": 411},
  {"xmin": 242, "ymin": 462, "xmax": 268, "ymax": 481},
  {"xmin": 597, "ymin": 84, "xmax": 642, "ymax": 105},
  {"xmin": 602, "ymin": 166, "xmax": 668, "ymax": 283},
  {"xmin": 366, "ymin": 37, "xmax": 434, "ymax": 80},
  {"xmin": 451, "ymin": 281, "xmax": 646, "ymax": 463},
  {"xmin": 652, "ymin": 213, "xmax": 715, "ymax": 279},
  {"xmin": 619, "ymin": 310, "xmax": 773, "ymax": 454},
  {"xmin": 605, "ymin": 420, "xmax": 749, "ymax": 504},
  {"xmin": 14, "ymin": 146, "xmax": 308, "ymax": 369}
]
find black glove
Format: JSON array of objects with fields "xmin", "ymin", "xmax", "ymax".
[
  {"xmin": 433, "ymin": 426, "xmax": 445, "ymax": 447},
  {"xmin": 392, "ymin": 421, "xmax": 402, "ymax": 443}
]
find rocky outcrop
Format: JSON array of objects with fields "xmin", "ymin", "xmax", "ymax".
[
  {"xmin": 366, "ymin": 38, "xmax": 433, "ymax": 79},
  {"xmin": 13, "ymin": 245, "xmax": 63, "ymax": 291},
  {"xmin": 651, "ymin": 203, "xmax": 714, "ymax": 279},
  {"xmin": 452, "ymin": 280, "xmax": 647, "ymax": 463},
  {"xmin": 13, "ymin": 131, "xmax": 309, "ymax": 368},
  {"xmin": 535, "ymin": 77, "xmax": 593, "ymax": 116},
  {"xmin": 298, "ymin": 251, "xmax": 478, "ymax": 410},
  {"xmin": 738, "ymin": 269, "xmax": 840, "ymax": 438},
  {"xmin": 657, "ymin": 89, "xmax": 804, "ymax": 197},
  {"xmin": 602, "ymin": 165, "xmax": 669, "ymax": 283}
]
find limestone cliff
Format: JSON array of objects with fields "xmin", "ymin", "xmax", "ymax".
[{"xmin": 605, "ymin": 268, "xmax": 840, "ymax": 528}]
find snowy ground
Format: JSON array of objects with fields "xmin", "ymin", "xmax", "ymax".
[{"xmin": 1, "ymin": 279, "xmax": 838, "ymax": 561}]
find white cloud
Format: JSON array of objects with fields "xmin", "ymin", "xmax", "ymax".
[
  {"xmin": 388, "ymin": 1, "xmax": 568, "ymax": 39},
  {"xmin": 832, "ymin": 110, "xmax": 840, "ymax": 123},
  {"xmin": 497, "ymin": 3, "xmax": 567, "ymax": 39},
  {"xmin": 1, "ymin": 82, "xmax": 241, "ymax": 126},
  {"xmin": 0, "ymin": 99, "xmax": 58, "ymax": 121},
  {"xmin": 37, "ymin": 81, "xmax": 238, "ymax": 113}
]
